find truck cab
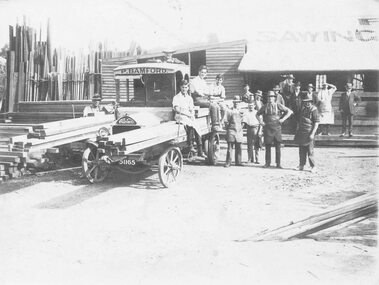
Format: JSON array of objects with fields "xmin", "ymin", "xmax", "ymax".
[{"xmin": 114, "ymin": 61, "xmax": 190, "ymax": 108}]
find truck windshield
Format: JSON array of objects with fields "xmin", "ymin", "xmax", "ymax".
[{"xmin": 131, "ymin": 74, "xmax": 176, "ymax": 107}]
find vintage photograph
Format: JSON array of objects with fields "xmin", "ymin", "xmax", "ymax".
[{"xmin": 0, "ymin": 0, "xmax": 378, "ymax": 284}]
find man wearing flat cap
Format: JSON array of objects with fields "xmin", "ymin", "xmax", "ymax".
[
  {"xmin": 294, "ymin": 92, "xmax": 320, "ymax": 172},
  {"xmin": 256, "ymin": 91, "xmax": 293, "ymax": 168},
  {"xmin": 83, "ymin": 93, "xmax": 104, "ymax": 117}
]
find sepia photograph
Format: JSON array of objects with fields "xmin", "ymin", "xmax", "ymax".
[{"xmin": 0, "ymin": 0, "xmax": 378, "ymax": 284}]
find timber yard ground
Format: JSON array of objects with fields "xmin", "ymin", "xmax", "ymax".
[{"xmin": 0, "ymin": 145, "xmax": 378, "ymax": 285}]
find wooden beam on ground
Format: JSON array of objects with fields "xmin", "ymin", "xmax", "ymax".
[{"xmin": 239, "ymin": 192, "xmax": 377, "ymax": 242}]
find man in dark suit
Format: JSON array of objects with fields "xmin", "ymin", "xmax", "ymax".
[{"xmin": 339, "ymin": 82, "xmax": 361, "ymax": 137}]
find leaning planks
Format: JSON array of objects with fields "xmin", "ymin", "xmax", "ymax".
[{"xmin": 242, "ymin": 192, "xmax": 378, "ymax": 242}]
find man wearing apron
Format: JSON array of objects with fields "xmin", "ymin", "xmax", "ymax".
[
  {"xmin": 294, "ymin": 92, "xmax": 320, "ymax": 172},
  {"xmin": 256, "ymin": 91, "xmax": 293, "ymax": 168},
  {"xmin": 224, "ymin": 96, "xmax": 244, "ymax": 167}
]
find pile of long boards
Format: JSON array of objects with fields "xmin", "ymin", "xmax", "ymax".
[
  {"xmin": 0, "ymin": 115, "xmax": 115, "ymax": 182},
  {"xmin": 97, "ymin": 116, "xmax": 211, "ymax": 158}
]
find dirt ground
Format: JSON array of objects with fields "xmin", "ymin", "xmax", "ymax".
[{"xmin": 0, "ymin": 145, "xmax": 378, "ymax": 285}]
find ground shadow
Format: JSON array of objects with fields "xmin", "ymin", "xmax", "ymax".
[
  {"xmin": 35, "ymin": 168, "xmax": 163, "ymax": 209},
  {"xmin": 0, "ymin": 169, "xmax": 85, "ymax": 196}
]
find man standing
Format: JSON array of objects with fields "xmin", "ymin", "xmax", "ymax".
[
  {"xmin": 317, "ymin": 82, "xmax": 337, "ymax": 135},
  {"xmin": 173, "ymin": 80, "xmax": 206, "ymax": 158},
  {"xmin": 339, "ymin": 82, "xmax": 361, "ymax": 137},
  {"xmin": 289, "ymin": 82, "xmax": 303, "ymax": 133},
  {"xmin": 83, "ymin": 94, "xmax": 104, "ymax": 117},
  {"xmin": 224, "ymin": 96, "xmax": 244, "ymax": 167},
  {"xmin": 256, "ymin": 91, "xmax": 293, "ymax": 168},
  {"xmin": 190, "ymin": 65, "xmax": 223, "ymax": 132},
  {"xmin": 294, "ymin": 92, "xmax": 320, "ymax": 172},
  {"xmin": 243, "ymin": 101, "xmax": 261, "ymax": 164},
  {"xmin": 280, "ymin": 74, "xmax": 295, "ymax": 106},
  {"xmin": 305, "ymin": 83, "xmax": 317, "ymax": 105}
]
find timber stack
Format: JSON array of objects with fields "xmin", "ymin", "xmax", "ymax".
[
  {"xmin": 0, "ymin": 115, "xmax": 114, "ymax": 182},
  {"xmin": 96, "ymin": 117, "xmax": 210, "ymax": 158}
]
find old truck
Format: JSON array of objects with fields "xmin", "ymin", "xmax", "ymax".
[{"xmin": 82, "ymin": 61, "xmax": 221, "ymax": 187}]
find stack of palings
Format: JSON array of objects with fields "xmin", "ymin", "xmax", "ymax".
[{"xmin": 0, "ymin": 115, "xmax": 115, "ymax": 182}]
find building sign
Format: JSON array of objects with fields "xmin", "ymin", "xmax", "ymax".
[
  {"xmin": 252, "ymin": 29, "xmax": 378, "ymax": 43},
  {"xmin": 117, "ymin": 67, "xmax": 171, "ymax": 75}
]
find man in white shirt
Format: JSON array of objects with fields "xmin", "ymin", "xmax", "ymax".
[
  {"xmin": 243, "ymin": 101, "xmax": 262, "ymax": 164},
  {"xmin": 316, "ymin": 82, "xmax": 337, "ymax": 135},
  {"xmin": 189, "ymin": 65, "xmax": 223, "ymax": 132},
  {"xmin": 173, "ymin": 80, "xmax": 206, "ymax": 158}
]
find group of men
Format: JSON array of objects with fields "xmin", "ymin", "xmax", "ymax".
[{"xmin": 173, "ymin": 67, "xmax": 362, "ymax": 172}]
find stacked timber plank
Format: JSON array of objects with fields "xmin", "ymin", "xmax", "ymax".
[
  {"xmin": 97, "ymin": 116, "xmax": 211, "ymax": 158},
  {"xmin": 0, "ymin": 115, "xmax": 115, "ymax": 182},
  {"xmin": 241, "ymin": 192, "xmax": 377, "ymax": 242}
]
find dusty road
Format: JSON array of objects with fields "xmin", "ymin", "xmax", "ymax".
[{"xmin": 0, "ymin": 146, "xmax": 377, "ymax": 285}]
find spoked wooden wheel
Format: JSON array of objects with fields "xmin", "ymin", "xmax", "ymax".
[
  {"xmin": 82, "ymin": 147, "xmax": 110, "ymax": 183},
  {"xmin": 207, "ymin": 132, "xmax": 221, "ymax": 165},
  {"xmin": 158, "ymin": 146, "xmax": 183, "ymax": 188}
]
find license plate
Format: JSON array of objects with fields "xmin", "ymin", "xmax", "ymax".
[{"xmin": 119, "ymin": 159, "xmax": 136, "ymax": 165}]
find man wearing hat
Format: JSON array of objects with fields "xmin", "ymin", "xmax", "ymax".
[
  {"xmin": 224, "ymin": 96, "xmax": 244, "ymax": 167},
  {"xmin": 242, "ymin": 97, "xmax": 262, "ymax": 164},
  {"xmin": 339, "ymin": 82, "xmax": 361, "ymax": 137},
  {"xmin": 280, "ymin": 74, "xmax": 295, "ymax": 106},
  {"xmin": 83, "ymin": 93, "xmax": 104, "ymax": 117},
  {"xmin": 256, "ymin": 91, "xmax": 293, "ymax": 168},
  {"xmin": 305, "ymin": 83, "xmax": 317, "ymax": 105},
  {"xmin": 316, "ymin": 82, "xmax": 337, "ymax": 135},
  {"xmin": 294, "ymin": 92, "xmax": 320, "ymax": 172}
]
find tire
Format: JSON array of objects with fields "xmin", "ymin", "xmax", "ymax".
[
  {"xmin": 207, "ymin": 132, "xmax": 220, "ymax": 165},
  {"xmin": 82, "ymin": 147, "xmax": 109, "ymax": 183},
  {"xmin": 203, "ymin": 138, "xmax": 209, "ymax": 156},
  {"xmin": 158, "ymin": 146, "xmax": 183, "ymax": 188}
]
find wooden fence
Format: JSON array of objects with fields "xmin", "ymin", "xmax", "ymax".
[{"xmin": 3, "ymin": 19, "xmax": 130, "ymax": 113}]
